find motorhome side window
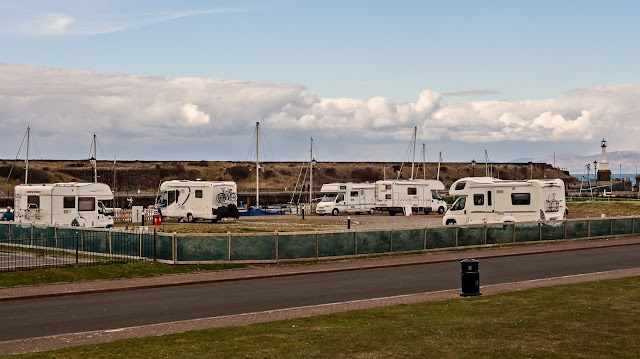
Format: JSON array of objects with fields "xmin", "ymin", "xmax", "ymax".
[
  {"xmin": 195, "ymin": 190, "xmax": 203, "ymax": 198},
  {"xmin": 407, "ymin": 187, "xmax": 417, "ymax": 195},
  {"xmin": 27, "ymin": 195, "xmax": 40, "ymax": 209},
  {"xmin": 340, "ymin": 185, "xmax": 347, "ymax": 190},
  {"xmin": 511, "ymin": 193, "xmax": 531, "ymax": 205},
  {"xmin": 454, "ymin": 182, "xmax": 466, "ymax": 191},
  {"xmin": 473, "ymin": 194, "xmax": 484, "ymax": 206},
  {"xmin": 78, "ymin": 197, "xmax": 95, "ymax": 211},
  {"xmin": 63, "ymin": 196, "xmax": 75, "ymax": 209},
  {"xmin": 385, "ymin": 194, "xmax": 391, "ymax": 199},
  {"xmin": 168, "ymin": 191, "xmax": 176, "ymax": 205},
  {"xmin": 451, "ymin": 197, "xmax": 466, "ymax": 211},
  {"xmin": 336, "ymin": 193, "xmax": 345, "ymax": 202},
  {"xmin": 385, "ymin": 184, "xmax": 391, "ymax": 190},
  {"xmin": 350, "ymin": 191, "xmax": 358, "ymax": 197}
]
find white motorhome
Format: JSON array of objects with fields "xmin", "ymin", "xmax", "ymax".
[
  {"xmin": 316, "ymin": 182, "xmax": 376, "ymax": 216},
  {"xmin": 156, "ymin": 180, "xmax": 239, "ymax": 222},
  {"xmin": 13, "ymin": 182, "xmax": 114, "ymax": 228},
  {"xmin": 442, "ymin": 177, "xmax": 566, "ymax": 226},
  {"xmin": 375, "ymin": 179, "xmax": 447, "ymax": 216}
]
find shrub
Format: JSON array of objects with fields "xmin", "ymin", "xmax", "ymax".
[{"xmin": 227, "ymin": 166, "xmax": 251, "ymax": 181}]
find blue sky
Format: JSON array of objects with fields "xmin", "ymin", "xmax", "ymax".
[{"xmin": 1, "ymin": 0, "xmax": 639, "ymax": 168}]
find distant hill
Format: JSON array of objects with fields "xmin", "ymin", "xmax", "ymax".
[{"xmin": 512, "ymin": 151, "xmax": 640, "ymax": 174}]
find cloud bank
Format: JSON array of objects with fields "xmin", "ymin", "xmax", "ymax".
[{"xmin": 0, "ymin": 63, "xmax": 639, "ymax": 161}]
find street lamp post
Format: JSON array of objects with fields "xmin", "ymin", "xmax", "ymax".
[{"xmin": 471, "ymin": 159, "xmax": 476, "ymax": 177}]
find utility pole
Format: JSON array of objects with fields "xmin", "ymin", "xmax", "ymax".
[{"xmin": 256, "ymin": 122, "xmax": 260, "ymax": 208}]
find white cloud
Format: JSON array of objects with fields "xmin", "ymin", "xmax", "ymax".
[
  {"xmin": 179, "ymin": 103, "xmax": 211, "ymax": 126},
  {"xmin": 1, "ymin": 63, "xmax": 639, "ymax": 161}
]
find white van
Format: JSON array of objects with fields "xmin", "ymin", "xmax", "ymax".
[
  {"xmin": 443, "ymin": 177, "xmax": 566, "ymax": 225},
  {"xmin": 14, "ymin": 182, "xmax": 114, "ymax": 228},
  {"xmin": 156, "ymin": 180, "xmax": 239, "ymax": 222},
  {"xmin": 375, "ymin": 179, "xmax": 447, "ymax": 216},
  {"xmin": 316, "ymin": 182, "xmax": 376, "ymax": 216}
]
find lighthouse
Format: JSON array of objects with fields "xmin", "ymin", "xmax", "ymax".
[{"xmin": 597, "ymin": 138, "xmax": 611, "ymax": 182}]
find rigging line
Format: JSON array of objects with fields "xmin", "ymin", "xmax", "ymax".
[
  {"xmin": 0, "ymin": 129, "xmax": 28, "ymax": 198},
  {"xmin": 258, "ymin": 125, "xmax": 276, "ymax": 162},
  {"xmin": 397, "ymin": 130, "xmax": 415, "ymax": 179},
  {"xmin": 245, "ymin": 127, "xmax": 257, "ymax": 162},
  {"xmin": 291, "ymin": 161, "xmax": 306, "ymax": 204}
]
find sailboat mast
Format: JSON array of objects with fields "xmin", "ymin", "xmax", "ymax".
[
  {"xmin": 256, "ymin": 122, "xmax": 260, "ymax": 208},
  {"xmin": 93, "ymin": 134, "xmax": 98, "ymax": 183},
  {"xmin": 309, "ymin": 137, "xmax": 314, "ymax": 205},
  {"xmin": 410, "ymin": 126, "xmax": 416, "ymax": 179},
  {"xmin": 437, "ymin": 151, "xmax": 442, "ymax": 181},
  {"xmin": 25, "ymin": 126, "xmax": 30, "ymax": 184},
  {"xmin": 422, "ymin": 144, "xmax": 426, "ymax": 179}
]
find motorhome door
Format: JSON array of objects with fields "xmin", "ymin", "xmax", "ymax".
[{"xmin": 485, "ymin": 190, "xmax": 496, "ymax": 222}]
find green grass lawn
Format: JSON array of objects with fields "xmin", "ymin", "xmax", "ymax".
[
  {"xmin": 5, "ymin": 276, "xmax": 640, "ymax": 358},
  {"xmin": 567, "ymin": 200, "xmax": 640, "ymax": 217},
  {"xmin": 0, "ymin": 262, "xmax": 246, "ymax": 288}
]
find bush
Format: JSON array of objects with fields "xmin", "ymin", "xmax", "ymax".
[
  {"xmin": 227, "ymin": 166, "xmax": 251, "ymax": 181},
  {"xmin": 324, "ymin": 167, "xmax": 337, "ymax": 176},
  {"xmin": 350, "ymin": 167, "xmax": 378, "ymax": 182},
  {"xmin": 264, "ymin": 170, "xmax": 274, "ymax": 179}
]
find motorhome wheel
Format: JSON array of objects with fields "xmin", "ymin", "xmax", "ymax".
[
  {"xmin": 369, "ymin": 208, "xmax": 375, "ymax": 215},
  {"xmin": 424, "ymin": 210, "xmax": 430, "ymax": 215},
  {"xmin": 187, "ymin": 213, "xmax": 194, "ymax": 223},
  {"xmin": 332, "ymin": 208, "xmax": 339, "ymax": 216},
  {"xmin": 389, "ymin": 211, "xmax": 396, "ymax": 216},
  {"xmin": 445, "ymin": 219, "xmax": 456, "ymax": 226},
  {"xmin": 438, "ymin": 207, "xmax": 445, "ymax": 214}
]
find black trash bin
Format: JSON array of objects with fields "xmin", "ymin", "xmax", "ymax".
[{"xmin": 460, "ymin": 259, "xmax": 482, "ymax": 297}]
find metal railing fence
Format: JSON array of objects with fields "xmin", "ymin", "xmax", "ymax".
[{"xmin": 0, "ymin": 228, "xmax": 154, "ymax": 272}]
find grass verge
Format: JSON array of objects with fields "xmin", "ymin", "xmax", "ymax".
[
  {"xmin": 5, "ymin": 276, "xmax": 640, "ymax": 358},
  {"xmin": 0, "ymin": 262, "xmax": 246, "ymax": 288},
  {"xmin": 567, "ymin": 200, "xmax": 640, "ymax": 217}
]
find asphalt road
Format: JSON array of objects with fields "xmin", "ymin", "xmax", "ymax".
[{"xmin": 1, "ymin": 244, "xmax": 639, "ymax": 341}]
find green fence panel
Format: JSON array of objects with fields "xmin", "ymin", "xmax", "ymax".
[
  {"xmin": 56, "ymin": 228, "xmax": 81, "ymax": 250},
  {"xmin": 392, "ymin": 229, "xmax": 424, "ymax": 252},
  {"xmin": 278, "ymin": 233, "xmax": 317, "ymax": 260},
  {"xmin": 486, "ymin": 224, "xmax": 514, "ymax": 244},
  {"xmin": 112, "ymin": 232, "xmax": 142, "ymax": 257},
  {"xmin": 589, "ymin": 219, "xmax": 610, "ymax": 237},
  {"xmin": 0, "ymin": 223, "xmax": 9, "ymax": 241},
  {"xmin": 566, "ymin": 221, "xmax": 588, "ymax": 239},
  {"xmin": 177, "ymin": 235, "xmax": 228, "ymax": 261},
  {"xmin": 635, "ymin": 217, "xmax": 640, "ymax": 234},
  {"xmin": 318, "ymin": 232, "xmax": 355, "ymax": 257},
  {"xmin": 11, "ymin": 224, "xmax": 32, "ymax": 241},
  {"xmin": 357, "ymin": 231, "xmax": 391, "ymax": 255},
  {"xmin": 612, "ymin": 218, "xmax": 633, "ymax": 235},
  {"xmin": 141, "ymin": 233, "xmax": 155, "ymax": 259},
  {"xmin": 457, "ymin": 227, "xmax": 485, "ymax": 247},
  {"xmin": 426, "ymin": 227, "xmax": 456, "ymax": 249},
  {"xmin": 155, "ymin": 234, "xmax": 173, "ymax": 261},
  {"xmin": 541, "ymin": 222, "xmax": 565, "ymax": 241},
  {"xmin": 32, "ymin": 226, "xmax": 56, "ymax": 248},
  {"xmin": 514, "ymin": 223, "xmax": 540, "ymax": 242},
  {"xmin": 231, "ymin": 235, "xmax": 277, "ymax": 261},
  {"xmin": 83, "ymin": 231, "xmax": 110, "ymax": 254}
]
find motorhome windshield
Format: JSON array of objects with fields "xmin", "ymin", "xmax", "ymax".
[
  {"xmin": 320, "ymin": 195, "xmax": 337, "ymax": 203},
  {"xmin": 451, "ymin": 197, "xmax": 466, "ymax": 211},
  {"xmin": 432, "ymin": 191, "xmax": 443, "ymax": 200}
]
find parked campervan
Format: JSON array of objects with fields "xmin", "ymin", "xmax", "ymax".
[
  {"xmin": 442, "ymin": 177, "xmax": 566, "ymax": 225},
  {"xmin": 13, "ymin": 182, "xmax": 114, "ymax": 228},
  {"xmin": 156, "ymin": 180, "xmax": 239, "ymax": 222},
  {"xmin": 316, "ymin": 182, "xmax": 376, "ymax": 216},
  {"xmin": 375, "ymin": 179, "xmax": 447, "ymax": 216}
]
